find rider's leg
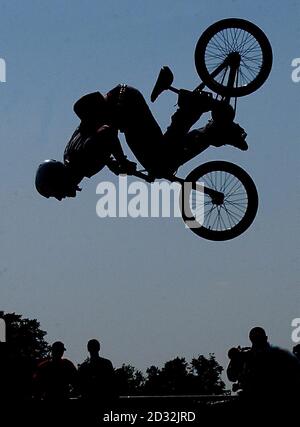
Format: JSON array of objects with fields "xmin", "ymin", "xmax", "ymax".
[
  {"xmin": 179, "ymin": 129, "xmax": 210, "ymax": 164},
  {"xmin": 160, "ymin": 91, "xmax": 231, "ymax": 169},
  {"xmin": 181, "ymin": 100, "xmax": 248, "ymax": 151},
  {"xmin": 211, "ymin": 100, "xmax": 236, "ymax": 124},
  {"xmin": 162, "ymin": 89, "xmax": 215, "ymax": 147},
  {"xmin": 171, "ymin": 100, "xmax": 247, "ymax": 162},
  {"xmin": 118, "ymin": 87, "xmax": 165, "ymax": 173},
  {"xmin": 120, "ymin": 87, "xmax": 204, "ymax": 176},
  {"xmin": 202, "ymin": 100, "xmax": 248, "ymax": 150},
  {"xmin": 161, "ymin": 105, "xmax": 209, "ymax": 171}
]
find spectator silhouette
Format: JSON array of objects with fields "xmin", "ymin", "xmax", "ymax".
[
  {"xmin": 78, "ymin": 339, "xmax": 116, "ymax": 403},
  {"xmin": 293, "ymin": 344, "xmax": 300, "ymax": 361},
  {"xmin": 242, "ymin": 327, "xmax": 300, "ymax": 408},
  {"xmin": 0, "ymin": 342, "xmax": 12, "ymax": 400},
  {"xmin": 0, "ymin": 342, "xmax": 34, "ymax": 401},
  {"xmin": 34, "ymin": 341, "xmax": 77, "ymax": 400}
]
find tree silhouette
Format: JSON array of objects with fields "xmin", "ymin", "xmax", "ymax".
[
  {"xmin": 0, "ymin": 312, "xmax": 50, "ymax": 399},
  {"xmin": 159, "ymin": 357, "xmax": 189, "ymax": 395},
  {"xmin": 114, "ymin": 364, "xmax": 145, "ymax": 395},
  {"xmin": 142, "ymin": 355, "xmax": 225, "ymax": 396},
  {"xmin": 0, "ymin": 312, "xmax": 226, "ymax": 399},
  {"xmin": 189, "ymin": 353, "xmax": 225, "ymax": 394},
  {"xmin": 3, "ymin": 312, "xmax": 50, "ymax": 360},
  {"xmin": 143, "ymin": 365, "xmax": 162, "ymax": 395}
]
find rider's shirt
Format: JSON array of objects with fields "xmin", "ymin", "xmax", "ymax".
[
  {"xmin": 66, "ymin": 85, "xmax": 164, "ymax": 176},
  {"xmin": 67, "ymin": 84, "xmax": 196, "ymax": 177},
  {"xmin": 64, "ymin": 125, "xmax": 116, "ymax": 178}
]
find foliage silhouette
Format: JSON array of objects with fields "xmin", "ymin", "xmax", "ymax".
[
  {"xmin": 0, "ymin": 312, "xmax": 50, "ymax": 400},
  {"xmin": 114, "ymin": 364, "xmax": 145, "ymax": 395},
  {"xmin": 3, "ymin": 312, "xmax": 50, "ymax": 360},
  {"xmin": 189, "ymin": 354, "xmax": 225, "ymax": 394},
  {"xmin": 120, "ymin": 355, "xmax": 226, "ymax": 396}
]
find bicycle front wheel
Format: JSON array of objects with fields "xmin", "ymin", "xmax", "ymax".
[
  {"xmin": 180, "ymin": 161, "xmax": 258, "ymax": 241},
  {"xmin": 195, "ymin": 18, "xmax": 273, "ymax": 97}
]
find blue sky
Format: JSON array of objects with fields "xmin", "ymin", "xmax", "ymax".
[{"xmin": 0, "ymin": 0, "xmax": 299, "ymax": 378}]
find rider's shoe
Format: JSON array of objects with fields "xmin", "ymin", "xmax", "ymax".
[{"xmin": 201, "ymin": 120, "xmax": 248, "ymax": 151}]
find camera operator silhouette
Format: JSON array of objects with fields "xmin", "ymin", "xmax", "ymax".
[{"xmin": 227, "ymin": 327, "xmax": 300, "ymax": 411}]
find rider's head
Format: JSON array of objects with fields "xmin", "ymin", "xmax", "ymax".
[
  {"xmin": 249, "ymin": 327, "xmax": 268, "ymax": 349},
  {"xmin": 35, "ymin": 159, "xmax": 80, "ymax": 201},
  {"xmin": 73, "ymin": 92, "xmax": 108, "ymax": 128}
]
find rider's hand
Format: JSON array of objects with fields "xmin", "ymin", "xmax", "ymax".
[{"xmin": 119, "ymin": 160, "xmax": 137, "ymax": 175}]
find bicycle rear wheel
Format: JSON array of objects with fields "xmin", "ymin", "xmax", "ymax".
[
  {"xmin": 180, "ymin": 161, "xmax": 258, "ymax": 241},
  {"xmin": 195, "ymin": 18, "xmax": 273, "ymax": 97}
]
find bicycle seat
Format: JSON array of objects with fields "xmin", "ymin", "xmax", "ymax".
[{"xmin": 151, "ymin": 66, "xmax": 174, "ymax": 102}]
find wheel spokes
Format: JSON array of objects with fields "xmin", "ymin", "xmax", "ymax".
[
  {"xmin": 189, "ymin": 170, "xmax": 249, "ymax": 232},
  {"xmin": 204, "ymin": 27, "xmax": 263, "ymax": 88}
]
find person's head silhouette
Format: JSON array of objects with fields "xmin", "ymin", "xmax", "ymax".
[
  {"xmin": 249, "ymin": 327, "xmax": 268, "ymax": 350},
  {"xmin": 293, "ymin": 344, "xmax": 300, "ymax": 359},
  {"xmin": 51, "ymin": 341, "xmax": 66, "ymax": 361},
  {"xmin": 87, "ymin": 339, "xmax": 101, "ymax": 358}
]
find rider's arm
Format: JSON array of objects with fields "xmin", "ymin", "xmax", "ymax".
[
  {"xmin": 108, "ymin": 130, "xmax": 128, "ymax": 165},
  {"xmin": 106, "ymin": 156, "xmax": 122, "ymax": 174},
  {"xmin": 95, "ymin": 124, "xmax": 128, "ymax": 163},
  {"xmin": 106, "ymin": 155, "xmax": 136, "ymax": 175},
  {"xmin": 97, "ymin": 125, "xmax": 136, "ymax": 174}
]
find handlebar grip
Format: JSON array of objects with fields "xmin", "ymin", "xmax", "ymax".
[{"xmin": 132, "ymin": 170, "xmax": 155, "ymax": 183}]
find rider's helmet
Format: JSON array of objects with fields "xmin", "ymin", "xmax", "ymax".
[
  {"xmin": 73, "ymin": 91, "xmax": 107, "ymax": 125},
  {"xmin": 35, "ymin": 159, "xmax": 78, "ymax": 200}
]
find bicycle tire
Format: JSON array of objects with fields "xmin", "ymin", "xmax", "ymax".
[
  {"xmin": 194, "ymin": 18, "xmax": 273, "ymax": 97},
  {"xmin": 179, "ymin": 161, "xmax": 259, "ymax": 241}
]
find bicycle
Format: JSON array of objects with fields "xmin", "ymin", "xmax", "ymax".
[{"xmin": 133, "ymin": 18, "xmax": 273, "ymax": 241}]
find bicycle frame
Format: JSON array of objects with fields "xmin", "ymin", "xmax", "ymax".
[
  {"xmin": 126, "ymin": 18, "xmax": 268, "ymax": 239},
  {"xmin": 132, "ymin": 170, "xmax": 224, "ymax": 204},
  {"xmin": 133, "ymin": 54, "xmax": 243, "ymax": 202},
  {"xmin": 168, "ymin": 53, "xmax": 240, "ymax": 109}
]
